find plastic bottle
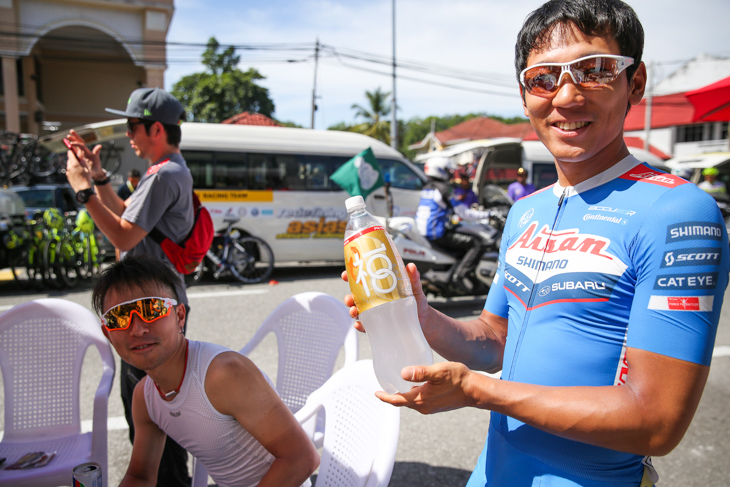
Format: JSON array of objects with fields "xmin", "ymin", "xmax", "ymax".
[{"xmin": 343, "ymin": 195, "xmax": 433, "ymax": 393}]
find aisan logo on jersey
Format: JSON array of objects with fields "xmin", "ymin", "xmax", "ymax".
[
  {"xmin": 619, "ymin": 165, "xmax": 686, "ymax": 188},
  {"xmin": 505, "ymin": 221, "xmax": 628, "ymax": 308}
]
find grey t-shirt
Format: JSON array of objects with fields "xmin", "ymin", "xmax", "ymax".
[{"xmin": 121, "ymin": 152, "xmax": 193, "ymax": 305}]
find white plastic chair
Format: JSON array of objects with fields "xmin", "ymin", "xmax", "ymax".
[
  {"xmin": 191, "ymin": 291, "xmax": 359, "ymax": 487},
  {"xmin": 295, "ymin": 359, "xmax": 400, "ymax": 487},
  {"xmin": 0, "ymin": 298, "xmax": 115, "ymax": 487}
]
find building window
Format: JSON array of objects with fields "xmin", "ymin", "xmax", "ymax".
[
  {"xmin": 677, "ymin": 124, "xmax": 706, "ymax": 143},
  {"xmin": 676, "ymin": 122, "xmax": 730, "ymax": 143}
]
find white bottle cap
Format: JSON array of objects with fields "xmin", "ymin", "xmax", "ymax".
[{"xmin": 345, "ymin": 195, "xmax": 366, "ymax": 212}]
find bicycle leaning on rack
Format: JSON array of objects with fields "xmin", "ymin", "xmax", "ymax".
[{"xmin": 191, "ymin": 214, "xmax": 274, "ymax": 285}]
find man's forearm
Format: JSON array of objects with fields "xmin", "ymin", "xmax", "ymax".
[
  {"xmin": 82, "ymin": 196, "xmax": 146, "ymax": 251},
  {"xmin": 94, "ymin": 182, "xmax": 126, "ymax": 216},
  {"xmin": 464, "ymin": 349, "xmax": 709, "ymax": 456},
  {"xmin": 256, "ymin": 457, "xmax": 316, "ymax": 487},
  {"xmin": 423, "ymin": 307, "xmax": 505, "ymax": 373},
  {"xmin": 119, "ymin": 473, "xmax": 155, "ymax": 487}
]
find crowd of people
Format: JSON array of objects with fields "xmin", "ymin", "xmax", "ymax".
[{"xmin": 57, "ymin": 0, "xmax": 728, "ymax": 486}]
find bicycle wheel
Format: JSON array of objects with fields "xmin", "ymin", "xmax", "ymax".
[
  {"xmin": 185, "ymin": 256, "xmax": 208, "ymax": 286},
  {"xmin": 9, "ymin": 246, "xmax": 33, "ymax": 289},
  {"xmin": 100, "ymin": 140, "xmax": 122, "ymax": 175},
  {"xmin": 75, "ymin": 233, "xmax": 93, "ymax": 280},
  {"xmin": 58, "ymin": 236, "xmax": 79, "ymax": 288},
  {"xmin": 228, "ymin": 236, "xmax": 274, "ymax": 284},
  {"xmin": 78, "ymin": 234, "xmax": 100, "ymax": 280},
  {"xmin": 25, "ymin": 241, "xmax": 45, "ymax": 289},
  {"xmin": 43, "ymin": 238, "xmax": 64, "ymax": 289}
]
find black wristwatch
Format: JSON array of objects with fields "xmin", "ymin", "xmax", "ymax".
[
  {"xmin": 93, "ymin": 171, "xmax": 111, "ymax": 186},
  {"xmin": 75, "ymin": 188, "xmax": 95, "ymax": 204}
]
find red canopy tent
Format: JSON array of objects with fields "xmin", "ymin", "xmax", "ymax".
[{"xmin": 686, "ymin": 75, "xmax": 730, "ymax": 122}]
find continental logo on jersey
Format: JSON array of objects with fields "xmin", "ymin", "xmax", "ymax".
[
  {"xmin": 648, "ymin": 295, "xmax": 714, "ymax": 311},
  {"xmin": 666, "ymin": 222, "xmax": 723, "ymax": 243},
  {"xmin": 619, "ymin": 165, "xmax": 686, "ymax": 188}
]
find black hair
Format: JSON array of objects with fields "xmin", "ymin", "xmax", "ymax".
[
  {"xmin": 129, "ymin": 168, "xmax": 141, "ymax": 178},
  {"xmin": 92, "ymin": 256, "xmax": 180, "ymax": 316},
  {"xmin": 515, "ymin": 0, "xmax": 644, "ymax": 84},
  {"xmin": 144, "ymin": 121, "xmax": 182, "ymax": 147}
]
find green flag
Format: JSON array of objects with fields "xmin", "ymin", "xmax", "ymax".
[{"xmin": 331, "ymin": 147, "xmax": 385, "ymax": 199}]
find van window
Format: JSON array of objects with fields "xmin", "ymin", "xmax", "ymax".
[
  {"xmin": 380, "ymin": 158, "xmax": 424, "ymax": 190},
  {"xmin": 302, "ymin": 155, "xmax": 333, "ymax": 190},
  {"xmin": 216, "ymin": 152, "xmax": 249, "ymax": 188},
  {"xmin": 185, "ymin": 151, "xmax": 214, "ymax": 189},
  {"xmin": 182, "ymin": 150, "xmax": 423, "ymax": 192},
  {"xmin": 531, "ymin": 162, "xmax": 559, "ymax": 189},
  {"xmin": 247, "ymin": 153, "xmax": 281, "ymax": 190}
]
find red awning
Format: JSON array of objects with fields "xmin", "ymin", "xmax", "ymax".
[{"xmin": 686, "ymin": 75, "xmax": 730, "ymax": 122}]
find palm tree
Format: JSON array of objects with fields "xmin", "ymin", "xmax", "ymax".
[{"xmin": 351, "ymin": 88, "xmax": 392, "ymax": 144}]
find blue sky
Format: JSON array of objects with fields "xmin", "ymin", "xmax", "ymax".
[{"xmin": 164, "ymin": 0, "xmax": 730, "ymax": 129}]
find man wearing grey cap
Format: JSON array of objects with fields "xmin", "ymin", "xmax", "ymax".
[{"xmin": 66, "ymin": 87, "xmax": 194, "ymax": 486}]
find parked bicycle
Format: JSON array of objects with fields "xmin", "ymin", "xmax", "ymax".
[
  {"xmin": 7, "ymin": 208, "xmax": 99, "ymax": 290},
  {"xmin": 8, "ymin": 211, "xmax": 49, "ymax": 289},
  {"xmin": 68, "ymin": 209, "xmax": 100, "ymax": 280},
  {"xmin": 191, "ymin": 215, "xmax": 274, "ymax": 285},
  {"xmin": 42, "ymin": 208, "xmax": 77, "ymax": 289},
  {"xmin": 0, "ymin": 131, "xmax": 123, "ymax": 187}
]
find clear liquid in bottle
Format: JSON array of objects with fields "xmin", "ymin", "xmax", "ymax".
[{"xmin": 344, "ymin": 195, "xmax": 433, "ymax": 393}]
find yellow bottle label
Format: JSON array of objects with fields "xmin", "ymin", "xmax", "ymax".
[{"xmin": 344, "ymin": 226, "xmax": 406, "ymax": 313}]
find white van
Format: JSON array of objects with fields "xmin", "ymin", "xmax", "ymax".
[
  {"xmin": 664, "ymin": 152, "xmax": 730, "ymax": 184},
  {"xmin": 42, "ymin": 121, "xmax": 428, "ymax": 265},
  {"xmin": 417, "ymin": 138, "xmax": 670, "ymax": 198}
]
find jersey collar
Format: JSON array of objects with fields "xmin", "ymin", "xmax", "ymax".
[{"xmin": 552, "ymin": 154, "xmax": 641, "ymax": 198}]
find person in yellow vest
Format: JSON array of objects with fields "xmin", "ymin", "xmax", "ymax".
[
  {"xmin": 698, "ymin": 167, "xmax": 726, "ymax": 194},
  {"xmin": 118, "ymin": 168, "xmax": 141, "ymax": 200}
]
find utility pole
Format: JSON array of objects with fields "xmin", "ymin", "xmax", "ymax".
[
  {"xmin": 390, "ymin": 0, "xmax": 397, "ymax": 149},
  {"xmin": 311, "ymin": 39, "xmax": 320, "ymax": 129}
]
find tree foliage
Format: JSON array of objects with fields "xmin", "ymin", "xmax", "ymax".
[
  {"xmin": 329, "ymin": 101, "xmax": 528, "ymax": 160},
  {"xmin": 349, "ymin": 88, "xmax": 392, "ymax": 145},
  {"xmin": 171, "ymin": 37, "xmax": 275, "ymax": 123}
]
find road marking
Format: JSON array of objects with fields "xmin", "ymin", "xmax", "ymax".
[
  {"xmin": 187, "ymin": 289, "xmax": 268, "ymax": 299},
  {"xmin": 0, "ymin": 289, "xmax": 269, "ymax": 315},
  {"xmin": 0, "ymin": 416, "xmax": 129, "ymax": 440},
  {"xmin": 81, "ymin": 415, "xmax": 129, "ymax": 433},
  {"xmin": 713, "ymin": 346, "xmax": 730, "ymax": 358}
]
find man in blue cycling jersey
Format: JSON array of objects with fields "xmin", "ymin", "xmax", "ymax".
[{"xmin": 344, "ymin": 1, "xmax": 729, "ymax": 485}]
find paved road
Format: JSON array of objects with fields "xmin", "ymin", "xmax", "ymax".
[{"xmin": 0, "ymin": 266, "xmax": 729, "ymax": 486}]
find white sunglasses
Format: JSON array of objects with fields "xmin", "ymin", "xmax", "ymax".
[{"xmin": 520, "ymin": 54, "xmax": 634, "ymax": 96}]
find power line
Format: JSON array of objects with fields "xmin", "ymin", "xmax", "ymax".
[{"xmin": 2, "ymin": 24, "xmax": 728, "ymax": 100}]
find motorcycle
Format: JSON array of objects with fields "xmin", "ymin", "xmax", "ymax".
[{"xmin": 377, "ymin": 211, "xmax": 505, "ymax": 298}]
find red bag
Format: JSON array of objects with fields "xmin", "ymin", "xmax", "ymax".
[{"xmin": 149, "ymin": 192, "xmax": 214, "ymax": 274}]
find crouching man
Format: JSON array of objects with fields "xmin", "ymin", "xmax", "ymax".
[{"xmin": 92, "ymin": 256, "xmax": 319, "ymax": 487}]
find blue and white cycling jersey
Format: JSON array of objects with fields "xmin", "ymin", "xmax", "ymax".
[
  {"xmin": 470, "ymin": 155, "xmax": 729, "ymax": 486},
  {"xmin": 416, "ymin": 181, "xmax": 452, "ymax": 240}
]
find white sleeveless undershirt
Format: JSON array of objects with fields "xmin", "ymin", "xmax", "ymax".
[{"xmin": 144, "ymin": 340, "xmax": 275, "ymax": 487}]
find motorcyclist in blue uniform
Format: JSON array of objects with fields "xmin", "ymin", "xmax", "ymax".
[{"xmin": 415, "ymin": 157, "xmax": 494, "ymax": 294}]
